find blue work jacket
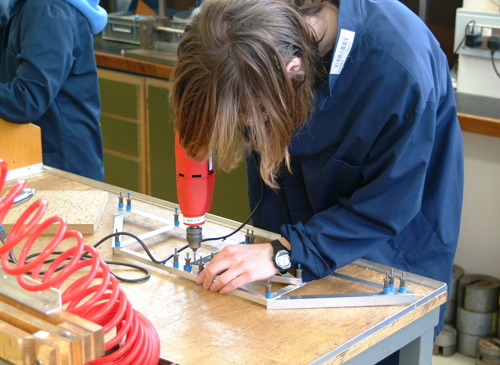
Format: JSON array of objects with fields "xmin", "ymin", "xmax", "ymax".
[
  {"xmin": 0, "ymin": 0, "xmax": 106, "ymax": 181},
  {"xmin": 247, "ymin": 0, "xmax": 464, "ymax": 335}
]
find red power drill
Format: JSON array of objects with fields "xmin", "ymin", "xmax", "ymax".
[{"xmin": 174, "ymin": 133, "xmax": 215, "ymax": 253}]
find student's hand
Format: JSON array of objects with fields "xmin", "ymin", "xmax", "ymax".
[{"xmin": 196, "ymin": 243, "xmax": 278, "ymax": 294}]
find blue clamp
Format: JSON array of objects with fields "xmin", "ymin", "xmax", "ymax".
[
  {"xmin": 382, "ymin": 277, "xmax": 391, "ymax": 294},
  {"xmin": 174, "ymin": 207, "xmax": 180, "ymax": 227},
  {"xmin": 126, "ymin": 192, "xmax": 132, "ymax": 211},
  {"xmin": 296, "ymin": 263, "xmax": 303, "ymax": 279},
  {"xmin": 265, "ymin": 281, "xmax": 273, "ymax": 299},
  {"xmin": 399, "ymin": 274, "xmax": 407, "ymax": 293},
  {"xmin": 113, "ymin": 230, "xmax": 121, "ymax": 248},
  {"xmin": 173, "ymin": 249, "xmax": 179, "ymax": 268}
]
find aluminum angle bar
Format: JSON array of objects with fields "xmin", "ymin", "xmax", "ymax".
[
  {"xmin": 112, "ymin": 208, "xmax": 125, "ymax": 245},
  {"xmin": 0, "ymin": 267, "xmax": 62, "ymax": 315},
  {"xmin": 120, "ymin": 225, "xmax": 175, "ymax": 247},
  {"xmin": 113, "ymin": 246, "xmax": 269, "ymax": 306},
  {"xmin": 113, "ymin": 207, "xmax": 178, "ymax": 248},
  {"xmin": 109, "ymin": 209, "xmax": 421, "ymax": 311},
  {"xmin": 268, "ymin": 274, "xmax": 303, "ymax": 286},
  {"xmin": 352, "ymin": 259, "xmax": 445, "ymax": 289},
  {"xmin": 128, "ymin": 208, "xmax": 172, "ymax": 225},
  {"xmin": 266, "ymin": 291, "xmax": 417, "ymax": 310}
]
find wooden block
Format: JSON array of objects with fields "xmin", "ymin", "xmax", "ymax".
[
  {"xmin": 55, "ymin": 311, "xmax": 105, "ymax": 363},
  {"xmin": 0, "ymin": 118, "xmax": 42, "ymax": 169},
  {"xmin": 0, "ymin": 296, "xmax": 104, "ymax": 365},
  {"xmin": 0, "ymin": 320, "xmax": 36, "ymax": 365},
  {"xmin": 3, "ymin": 190, "xmax": 108, "ymax": 235}
]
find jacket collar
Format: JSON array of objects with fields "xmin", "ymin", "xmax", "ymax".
[{"xmin": 317, "ymin": 0, "xmax": 363, "ymax": 109}]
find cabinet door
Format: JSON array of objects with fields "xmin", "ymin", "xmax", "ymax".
[
  {"xmin": 146, "ymin": 78, "xmax": 251, "ymax": 224},
  {"xmin": 211, "ymin": 161, "xmax": 250, "ymax": 225},
  {"xmin": 146, "ymin": 80, "xmax": 177, "ymax": 203},
  {"xmin": 98, "ymin": 69, "xmax": 147, "ymax": 194}
]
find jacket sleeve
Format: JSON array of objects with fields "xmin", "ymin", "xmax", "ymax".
[
  {"xmin": 281, "ymin": 85, "xmax": 451, "ymax": 281},
  {"xmin": 0, "ymin": 2, "xmax": 76, "ymax": 122}
]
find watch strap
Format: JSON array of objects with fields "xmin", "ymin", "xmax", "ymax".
[
  {"xmin": 270, "ymin": 239, "xmax": 290, "ymax": 253},
  {"xmin": 270, "ymin": 239, "xmax": 291, "ymax": 274}
]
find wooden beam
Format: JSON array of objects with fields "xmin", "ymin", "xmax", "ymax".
[
  {"xmin": 95, "ymin": 51, "xmax": 173, "ymax": 79},
  {"xmin": 458, "ymin": 112, "xmax": 500, "ymax": 138}
]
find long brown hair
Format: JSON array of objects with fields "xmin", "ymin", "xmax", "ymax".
[{"xmin": 172, "ymin": 0, "xmax": 327, "ymax": 188}]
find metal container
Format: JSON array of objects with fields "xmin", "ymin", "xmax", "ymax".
[
  {"xmin": 457, "ymin": 274, "xmax": 500, "ymax": 313},
  {"xmin": 170, "ymin": 10, "xmax": 192, "ymax": 43},
  {"xmin": 457, "ymin": 330, "xmax": 484, "ymax": 358},
  {"xmin": 102, "ymin": 12, "xmax": 155, "ymax": 44},
  {"xmin": 139, "ymin": 10, "xmax": 192, "ymax": 52},
  {"xmin": 456, "ymin": 307, "xmax": 496, "ymax": 336},
  {"xmin": 445, "ymin": 265, "xmax": 465, "ymax": 325},
  {"xmin": 476, "ymin": 337, "xmax": 500, "ymax": 365},
  {"xmin": 434, "ymin": 324, "xmax": 457, "ymax": 356}
]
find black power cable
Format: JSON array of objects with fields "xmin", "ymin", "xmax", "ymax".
[
  {"xmin": 6, "ymin": 150, "xmax": 267, "ymax": 284},
  {"xmin": 201, "ymin": 152, "xmax": 264, "ymax": 243},
  {"xmin": 15, "ymin": 232, "xmax": 160, "ymax": 283},
  {"xmin": 487, "ymin": 36, "xmax": 500, "ymax": 78}
]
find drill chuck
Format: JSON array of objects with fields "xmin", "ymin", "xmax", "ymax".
[{"xmin": 186, "ymin": 226, "xmax": 203, "ymax": 252}]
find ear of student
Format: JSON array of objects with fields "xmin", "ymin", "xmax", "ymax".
[{"xmin": 286, "ymin": 57, "xmax": 302, "ymax": 72}]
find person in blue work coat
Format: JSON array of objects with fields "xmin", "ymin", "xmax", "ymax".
[
  {"xmin": 0, "ymin": 0, "xmax": 107, "ymax": 181},
  {"xmin": 0, "ymin": 1, "xmax": 7, "ymax": 29},
  {"xmin": 172, "ymin": 0, "xmax": 464, "ymax": 363}
]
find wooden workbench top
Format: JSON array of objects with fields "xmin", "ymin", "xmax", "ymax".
[{"xmin": 3, "ymin": 168, "xmax": 447, "ymax": 365}]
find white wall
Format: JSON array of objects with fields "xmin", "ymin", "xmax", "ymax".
[{"xmin": 454, "ymin": 131, "xmax": 500, "ymax": 279}]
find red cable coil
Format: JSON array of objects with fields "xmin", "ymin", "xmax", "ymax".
[{"xmin": 0, "ymin": 159, "xmax": 161, "ymax": 365}]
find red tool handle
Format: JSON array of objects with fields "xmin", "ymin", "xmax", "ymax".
[{"xmin": 175, "ymin": 133, "xmax": 215, "ymax": 226}]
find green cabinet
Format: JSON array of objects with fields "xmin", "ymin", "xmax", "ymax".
[
  {"xmin": 98, "ymin": 69, "xmax": 146, "ymax": 194},
  {"xmin": 211, "ymin": 162, "xmax": 250, "ymax": 224},
  {"xmin": 98, "ymin": 69, "xmax": 250, "ymax": 223},
  {"xmin": 146, "ymin": 79, "xmax": 250, "ymax": 223},
  {"xmin": 146, "ymin": 80, "xmax": 177, "ymax": 203}
]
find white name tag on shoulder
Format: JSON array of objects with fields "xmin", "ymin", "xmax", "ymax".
[{"xmin": 330, "ymin": 29, "xmax": 355, "ymax": 75}]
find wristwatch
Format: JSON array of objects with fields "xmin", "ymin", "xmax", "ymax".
[{"xmin": 270, "ymin": 239, "xmax": 292, "ymax": 274}]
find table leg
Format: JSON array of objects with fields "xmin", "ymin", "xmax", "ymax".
[
  {"xmin": 398, "ymin": 320, "xmax": 435, "ymax": 365},
  {"xmin": 324, "ymin": 307, "xmax": 440, "ymax": 365}
]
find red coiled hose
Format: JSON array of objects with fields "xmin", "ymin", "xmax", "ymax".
[{"xmin": 0, "ymin": 159, "xmax": 161, "ymax": 365}]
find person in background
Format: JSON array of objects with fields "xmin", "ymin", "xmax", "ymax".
[
  {"xmin": 0, "ymin": 0, "xmax": 107, "ymax": 181},
  {"xmin": 0, "ymin": 1, "xmax": 7, "ymax": 29},
  {"xmin": 172, "ymin": 0, "xmax": 464, "ymax": 364}
]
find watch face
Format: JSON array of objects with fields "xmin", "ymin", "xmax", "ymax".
[{"xmin": 276, "ymin": 250, "xmax": 291, "ymax": 269}]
